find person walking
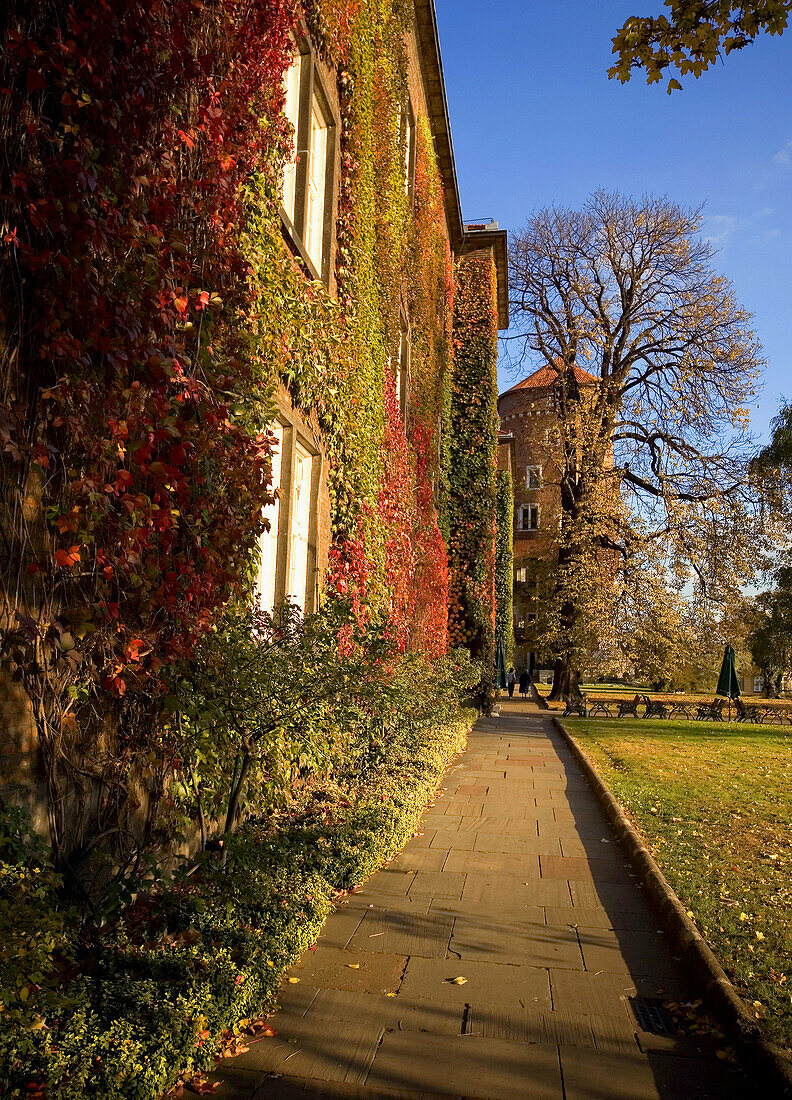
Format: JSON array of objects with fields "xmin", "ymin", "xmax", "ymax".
[
  {"xmin": 519, "ymin": 668, "xmax": 530, "ymax": 698},
  {"xmin": 506, "ymin": 667, "xmax": 516, "ymax": 699}
]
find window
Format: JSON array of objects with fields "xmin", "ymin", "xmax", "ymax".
[
  {"xmin": 396, "ymin": 314, "xmax": 410, "ymax": 423},
  {"xmin": 520, "ymin": 505, "xmax": 540, "ymax": 531},
  {"xmin": 279, "ymin": 44, "xmax": 335, "ymax": 283},
  {"xmin": 256, "ymin": 424, "xmax": 319, "ymax": 614},
  {"xmin": 526, "ymin": 465, "xmax": 542, "ymax": 489},
  {"xmin": 256, "ymin": 424, "xmax": 284, "ymax": 611},
  {"xmin": 304, "ymin": 96, "xmax": 329, "ymax": 271},
  {"xmin": 403, "ymin": 99, "xmax": 415, "ymax": 197},
  {"xmin": 281, "ymin": 50, "xmax": 302, "ymax": 225},
  {"xmin": 288, "ymin": 441, "xmax": 313, "ymax": 609},
  {"xmin": 515, "ymin": 566, "xmax": 528, "ymax": 583}
]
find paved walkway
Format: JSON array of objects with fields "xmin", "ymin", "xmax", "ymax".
[{"xmin": 209, "ymin": 700, "xmax": 753, "ymax": 1099}]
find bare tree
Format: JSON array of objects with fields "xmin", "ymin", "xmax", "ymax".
[{"xmin": 507, "ymin": 190, "xmax": 766, "ymax": 699}]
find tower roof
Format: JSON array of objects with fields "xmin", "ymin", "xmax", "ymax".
[{"xmin": 500, "ymin": 361, "xmax": 598, "ymax": 397}]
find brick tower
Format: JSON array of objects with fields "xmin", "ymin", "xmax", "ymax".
[{"xmin": 498, "ymin": 363, "xmax": 599, "ymax": 674}]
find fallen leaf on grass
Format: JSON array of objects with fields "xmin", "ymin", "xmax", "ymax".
[
  {"xmin": 347, "ymin": 963, "xmax": 360, "ymax": 969},
  {"xmin": 287, "ymin": 977, "xmax": 300, "ymax": 983},
  {"xmin": 448, "ymin": 976, "xmax": 467, "ymax": 985}
]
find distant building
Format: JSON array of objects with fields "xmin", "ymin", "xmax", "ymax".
[{"xmin": 498, "ymin": 363, "xmax": 599, "ymax": 673}]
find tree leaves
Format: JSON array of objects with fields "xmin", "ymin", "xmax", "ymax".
[{"xmin": 610, "ymin": 1, "xmax": 792, "ymax": 86}]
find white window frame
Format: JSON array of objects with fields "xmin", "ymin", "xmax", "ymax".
[
  {"xmin": 396, "ymin": 314, "xmax": 410, "ymax": 423},
  {"xmin": 287, "ymin": 440, "xmax": 313, "ymax": 610},
  {"xmin": 256, "ymin": 423, "xmax": 284, "ymax": 612},
  {"xmin": 281, "ymin": 49, "xmax": 302, "ymax": 226},
  {"xmin": 521, "ymin": 504, "xmax": 540, "ymax": 531},
  {"xmin": 526, "ymin": 465, "xmax": 542, "ymax": 490},
  {"xmin": 278, "ymin": 42, "xmax": 335, "ymax": 285},
  {"xmin": 304, "ymin": 95, "xmax": 329, "ymax": 272},
  {"xmin": 403, "ymin": 98, "xmax": 415, "ymax": 197}
]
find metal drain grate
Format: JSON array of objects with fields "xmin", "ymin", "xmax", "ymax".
[{"xmin": 629, "ymin": 998, "xmax": 675, "ymax": 1035}]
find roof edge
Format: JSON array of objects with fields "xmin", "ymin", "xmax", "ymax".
[
  {"xmin": 412, "ymin": 3, "xmax": 509, "ymax": 331},
  {"xmin": 413, "ymin": 1, "xmax": 464, "ymax": 248}
]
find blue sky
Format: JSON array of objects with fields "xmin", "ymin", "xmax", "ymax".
[{"xmin": 435, "ymin": 0, "xmax": 792, "ymax": 442}]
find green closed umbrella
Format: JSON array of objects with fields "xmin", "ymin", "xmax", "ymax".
[
  {"xmin": 716, "ymin": 643, "xmax": 740, "ymax": 721},
  {"xmin": 495, "ymin": 638, "xmax": 507, "ymax": 690}
]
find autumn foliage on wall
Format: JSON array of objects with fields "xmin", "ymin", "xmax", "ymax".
[
  {"xmin": 495, "ymin": 469, "xmax": 515, "ymax": 666},
  {"xmin": 0, "ymin": 0, "xmax": 299, "ymax": 858},
  {"xmin": 0, "ymin": 0, "xmax": 463, "ymax": 866},
  {"xmin": 447, "ymin": 252, "xmax": 499, "ymax": 692}
]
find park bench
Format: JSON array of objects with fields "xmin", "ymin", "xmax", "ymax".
[
  {"xmin": 668, "ymin": 700, "xmax": 694, "ymax": 720},
  {"xmin": 642, "ymin": 695, "xmax": 668, "ymax": 719},
  {"xmin": 587, "ymin": 699, "xmax": 617, "ymax": 718},
  {"xmin": 696, "ymin": 699, "xmax": 724, "ymax": 722},
  {"xmin": 563, "ymin": 695, "xmax": 588, "ymax": 717},
  {"xmin": 616, "ymin": 694, "xmax": 641, "ymax": 718},
  {"xmin": 735, "ymin": 698, "xmax": 763, "ymax": 724}
]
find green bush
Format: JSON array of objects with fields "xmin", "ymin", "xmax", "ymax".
[
  {"xmin": 1, "ymin": 693, "xmax": 473, "ymax": 1098},
  {"xmin": 0, "ymin": 803, "xmax": 78, "ymax": 1051}
]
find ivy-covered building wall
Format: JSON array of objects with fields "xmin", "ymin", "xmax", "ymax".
[
  {"xmin": 0, "ymin": 0, "xmax": 506, "ymax": 854},
  {"xmin": 447, "ymin": 251, "xmax": 501, "ymax": 700},
  {"xmin": 0, "ymin": 5, "xmax": 511, "ymax": 1092},
  {"xmin": 496, "ymin": 468, "xmax": 515, "ymax": 668}
]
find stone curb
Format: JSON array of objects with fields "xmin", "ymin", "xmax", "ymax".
[
  {"xmin": 530, "ymin": 683, "xmax": 549, "ymax": 709},
  {"xmin": 552, "ymin": 715, "xmax": 792, "ymax": 1097}
]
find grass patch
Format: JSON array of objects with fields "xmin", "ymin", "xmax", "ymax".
[
  {"xmin": 564, "ymin": 718, "xmax": 792, "ymax": 1051},
  {"xmin": 2, "ymin": 717, "xmax": 471, "ymax": 1099}
]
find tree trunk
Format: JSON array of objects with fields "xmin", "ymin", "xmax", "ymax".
[{"xmin": 548, "ymin": 655, "xmax": 581, "ymax": 701}]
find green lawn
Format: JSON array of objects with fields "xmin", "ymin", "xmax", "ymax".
[{"xmin": 564, "ymin": 718, "xmax": 792, "ymax": 1052}]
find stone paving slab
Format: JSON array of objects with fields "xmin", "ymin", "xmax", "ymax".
[
  {"xmin": 305, "ymin": 989, "xmax": 466, "ymax": 1034},
  {"xmin": 461, "ymin": 871, "xmax": 573, "ymax": 909},
  {"xmin": 559, "ymin": 1045, "xmax": 747, "ymax": 1100},
  {"xmin": 443, "ymin": 848, "xmax": 540, "ymax": 876},
  {"xmin": 471, "ymin": 832, "xmax": 561, "ymax": 856},
  {"xmin": 346, "ymin": 909, "xmax": 453, "ymax": 958},
  {"xmin": 409, "ymin": 871, "xmax": 466, "ymax": 898},
  {"xmin": 288, "ymin": 946, "xmax": 407, "ymax": 994},
  {"xmin": 465, "ymin": 1003, "xmax": 636, "ymax": 1052},
  {"xmin": 399, "ymin": 955, "xmax": 552, "ymax": 1007},
  {"xmin": 448, "ymin": 916, "xmax": 584, "ymax": 969},
  {"xmin": 390, "ymin": 847, "xmax": 450, "ymax": 872},
  {"xmin": 366, "ymin": 1032, "xmax": 564, "ymax": 1099},
  {"xmin": 209, "ymin": 699, "xmax": 751, "ymax": 1099},
  {"xmin": 545, "ymin": 905, "xmax": 663, "ymax": 933},
  {"xmin": 251, "ymin": 1081, "xmax": 461, "ymax": 1100},
  {"xmin": 221, "ymin": 1014, "xmax": 384, "ymax": 1084},
  {"xmin": 539, "ymin": 853, "xmax": 635, "ymax": 884},
  {"xmin": 576, "ymin": 927, "xmax": 683, "ymax": 977},
  {"xmin": 315, "ymin": 908, "xmax": 366, "ymax": 949}
]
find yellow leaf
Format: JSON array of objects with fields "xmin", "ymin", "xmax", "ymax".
[
  {"xmin": 449, "ymin": 976, "xmax": 467, "ymax": 985},
  {"xmin": 287, "ymin": 977, "xmax": 300, "ymax": 983},
  {"xmin": 347, "ymin": 963, "xmax": 360, "ymax": 969}
]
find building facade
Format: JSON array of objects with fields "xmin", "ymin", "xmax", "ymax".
[
  {"xmin": 498, "ymin": 364, "xmax": 598, "ymax": 673},
  {"xmin": 0, "ymin": 0, "xmax": 508, "ymax": 849}
]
